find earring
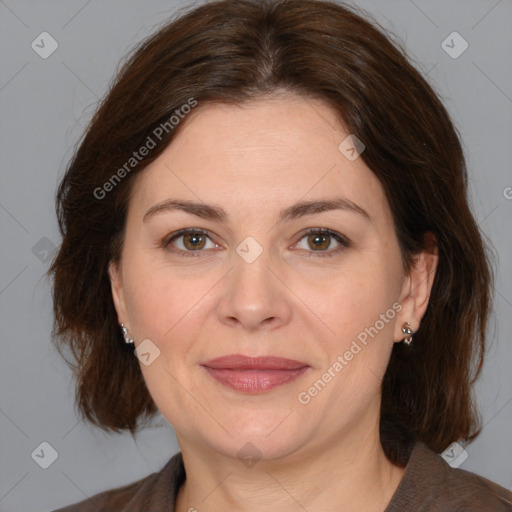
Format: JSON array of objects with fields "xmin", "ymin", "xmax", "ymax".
[
  {"xmin": 120, "ymin": 323, "xmax": 134, "ymax": 344},
  {"xmin": 401, "ymin": 322, "xmax": 414, "ymax": 345}
]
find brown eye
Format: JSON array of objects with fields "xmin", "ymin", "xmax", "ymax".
[
  {"xmin": 182, "ymin": 232, "xmax": 207, "ymax": 250},
  {"xmin": 295, "ymin": 229, "xmax": 350, "ymax": 258},
  {"xmin": 163, "ymin": 228, "xmax": 219, "ymax": 256},
  {"xmin": 307, "ymin": 232, "xmax": 331, "ymax": 250}
]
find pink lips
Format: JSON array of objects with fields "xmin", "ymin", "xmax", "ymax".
[{"xmin": 201, "ymin": 354, "xmax": 310, "ymax": 394}]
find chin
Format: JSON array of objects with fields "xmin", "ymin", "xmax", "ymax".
[{"xmin": 202, "ymin": 413, "xmax": 314, "ymax": 462}]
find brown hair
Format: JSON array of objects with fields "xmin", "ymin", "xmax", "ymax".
[{"xmin": 49, "ymin": 0, "xmax": 494, "ymax": 466}]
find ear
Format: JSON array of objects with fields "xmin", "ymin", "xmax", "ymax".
[
  {"xmin": 394, "ymin": 232, "xmax": 438, "ymax": 342},
  {"xmin": 108, "ymin": 260, "xmax": 129, "ymax": 327}
]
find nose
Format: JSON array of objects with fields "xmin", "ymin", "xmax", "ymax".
[{"xmin": 216, "ymin": 245, "xmax": 293, "ymax": 332}]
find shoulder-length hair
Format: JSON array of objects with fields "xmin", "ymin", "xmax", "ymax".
[{"xmin": 49, "ymin": 0, "xmax": 494, "ymax": 466}]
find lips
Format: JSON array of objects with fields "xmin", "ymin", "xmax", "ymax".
[
  {"xmin": 201, "ymin": 354, "xmax": 308, "ymax": 370},
  {"xmin": 201, "ymin": 354, "xmax": 310, "ymax": 393}
]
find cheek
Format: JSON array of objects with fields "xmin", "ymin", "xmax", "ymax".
[
  {"xmin": 123, "ymin": 273, "xmax": 170, "ymax": 339},
  {"xmin": 314, "ymin": 272, "xmax": 398, "ymax": 392},
  {"xmin": 121, "ymin": 251, "xmax": 217, "ymax": 347},
  {"xmin": 307, "ymin": 260, "xmax": 397, "ymax": 338},
  {"xmin": 302, "ymin": 256, "xmax": 401, "ymax": 392}
]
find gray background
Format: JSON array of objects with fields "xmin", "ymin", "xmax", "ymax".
[{"xmin": 0, "ymin": 1, "xmax": 511, "ymax": 511}]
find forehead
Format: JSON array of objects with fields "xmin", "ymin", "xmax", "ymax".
[{"xmin": 128, "ymin": 94, "xmax": 390, "ymax": 226}]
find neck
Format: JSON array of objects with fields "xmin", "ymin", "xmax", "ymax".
[{"xmin": 175, "ymin": 424, "xmax": 405, "ymax": 512}]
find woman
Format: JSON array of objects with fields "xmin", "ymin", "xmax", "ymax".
[{"xmin": 50, "ymin": 0, "xmax": 512, "ymax": 510}]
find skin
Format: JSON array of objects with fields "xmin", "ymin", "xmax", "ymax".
[{"xmin": 109, "ymin": 92, "xmax": 438, "ymax": 512}]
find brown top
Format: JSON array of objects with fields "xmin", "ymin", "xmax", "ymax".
[{"xmin": 53, "ymin": 441, "xmax": 512, "ymax": 512}]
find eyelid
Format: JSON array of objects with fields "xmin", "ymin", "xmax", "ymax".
[
  {"xmin": 162, "ymin": 227, "xmax": 351, "ymax": 257},
  {"xmin": 293, "ymin": 228, "xmax": 351, "ymax": 258},
  {"xmin": 162, "ymin": 228, "xmax": 220, "ymax": 256}
]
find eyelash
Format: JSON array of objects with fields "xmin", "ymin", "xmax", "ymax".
[{"xmin": 161, "ymin": 228, "xmax": 351, "ymax": 258}]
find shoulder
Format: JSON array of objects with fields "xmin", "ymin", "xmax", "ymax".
[
  {"xmin": 386, "ymin": 442, "xmax": 512, "ymax": 512},
  {"xmin": 51, "ymin": 452, "xmax": 185, "ymax": 512},
  {"xmin": 444, "ymin": 465, "xmax": 512, "ymax": 511}
]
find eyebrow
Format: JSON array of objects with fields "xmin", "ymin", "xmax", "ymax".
[{"xmin": 142, "ymin": 197, "xmax": 371, "ymax": 224}]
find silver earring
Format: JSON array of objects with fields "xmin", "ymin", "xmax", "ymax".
[
  {"xmin": 120, "ymin": 323, "xmax": 134, "ymax": 344},
  {"xmin": 401, "ymin": 322, "xmax": 414, "ymax": 345}
]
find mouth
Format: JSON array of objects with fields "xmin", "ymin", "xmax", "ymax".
[{"xmin": 200, "ymin": 354, "xmax": 310, "ymax": 394}]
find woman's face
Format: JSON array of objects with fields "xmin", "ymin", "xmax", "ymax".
[{"xmin": 110, "ymin": 93, "xmax": 420, "ymax": 461}]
